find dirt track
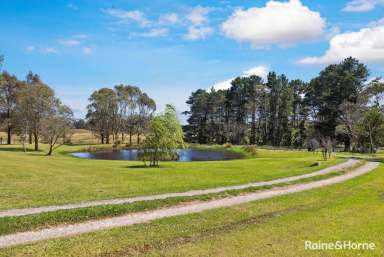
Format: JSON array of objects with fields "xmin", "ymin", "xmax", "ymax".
[{"xmin": 0, "ymin": 159, "xmax": 358, "ymax": 218}]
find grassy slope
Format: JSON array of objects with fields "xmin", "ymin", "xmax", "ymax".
[
  {"xmin": 0, "ymin": 144, "xmax": 341, "ymax": 210},
  {"xmin": 1, "ymin": 163, "xmax": 382, "ymax": 256}
]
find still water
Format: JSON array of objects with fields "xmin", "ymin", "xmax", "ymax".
[{"xmin": 71, "ymin": 149, "xmax": 242, "ymax": 162}]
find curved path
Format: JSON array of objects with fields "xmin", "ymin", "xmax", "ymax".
[
  {"xmin": 0, "ymin": 161, "xmax": 378, "ymax": 248},
  {"xmin": 0, "ymin": 159, "xmax": 359, "ymax": 218}
]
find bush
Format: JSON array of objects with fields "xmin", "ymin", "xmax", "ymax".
[
  {"xmin": 309, "ymin": 162, "xmax": 320, "ymax": 167},
  {"xmin": 242, "ymin": 145, "xmax": 257, "ymax": 156},
  {"xmin": 223, "ymin": 143, "xmax": 232, "ymax": 148}
]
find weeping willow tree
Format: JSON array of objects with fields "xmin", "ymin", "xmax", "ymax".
[{"xmin": 140, "ymin": 104, "xmax": 185, "ymax": 166}]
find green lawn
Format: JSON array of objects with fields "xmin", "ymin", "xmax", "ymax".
[
  {"xmin": 0, "ymin": 144, "xmax": 342, "ymax": 210},
  {"xmin": 0, "ymin": 169, "xmax": 352, "ymax": 236},
  {"xmin": 0, "ymin": 158, "xmax": 381, "ymax": 256}
]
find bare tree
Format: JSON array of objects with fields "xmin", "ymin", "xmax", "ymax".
[{"xmin": 42, "ymin": 102, "xmax": 74, "ymax": 155}]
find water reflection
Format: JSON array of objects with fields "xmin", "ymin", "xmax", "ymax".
[{"xmin": 71, "ymin": 149, "xmax": 242, "ymax": 162}]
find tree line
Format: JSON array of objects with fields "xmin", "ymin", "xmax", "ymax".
[
  {"xmin": 2, "ymin": 56, "xmax": 383, "ymax": 155},
  {"xmin": 86, "ymin": 85, "xmax": 156, "ymax": 145},
  {"xmin": 184, "ymin": 58, "xmax": 384, "ymax": 153},
  {"xmin": 0, "ymin": 60, "xmax": 182, "ymax": 165},
  {"xmin": 0, "ymin": 53, "xmax": 157, "ymax": 153},
  {"xmin": 0, "ymin": 71, "xmax": 74, "ymax": 155},
  {"xmin": 0, "ymin": 73, "xmax": 157, "ymax": 150}
]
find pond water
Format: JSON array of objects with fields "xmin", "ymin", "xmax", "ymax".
[{"xmin": 70, "ymin": 149, "xmax": 243, "ymax": 162}]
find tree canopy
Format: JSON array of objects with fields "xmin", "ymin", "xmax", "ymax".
[
  {"xmin": 184, "ymin": 57, "xmax": 384, "ymax": 154},
  {"xmin": 0, "ymin": 70, "xmax": 74, "ymax": 154},
  {"xmin": 86, "ymin": 85, "xmax": 156, "ymax": 145},
  {"xmin": 140, "ymin": 104, "xmax": 185, "ymax": 166}
]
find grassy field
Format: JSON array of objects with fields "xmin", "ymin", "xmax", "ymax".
[
  {"xmin": 0, "ymin": 158, "xmax": 381, "ymax": 256},
  {"xmin": 1, "ymin": 139, "xmax": 378, "ymax": 256},
  {"xmin": 0, "ymin": 143, "xmax": 342, "ymax": 210},
  {"xmin": 0, "ymin": 168, "xmax": 356, "ymax": 236},
  {"xmin": 0, "ymin": 129, "xmax": 144, "ymax": 146}
]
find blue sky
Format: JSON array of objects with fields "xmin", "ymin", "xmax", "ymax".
[{"xmin": 0, "ymin": 0, "xmax": 383, "ymax": 119}]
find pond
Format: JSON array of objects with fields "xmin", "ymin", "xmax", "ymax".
[{"xmin": 70, "ymin": 149, "xmax": 243, "ymax": 162}]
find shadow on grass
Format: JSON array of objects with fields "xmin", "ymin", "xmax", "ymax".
[
  {"xmin": 340, "ymin": 154, "xmax": 384, "ymax": 163},
  {"xmin": 126, "ymin": 165, "xmax": 168, "ymax": 169},
  {"xmin": 0, "ymin": 146, "xmax": 45, "ymax": 154},
  {"xmin": 368, "ymin": 158, "xmax": 384, "ymax": 163}
]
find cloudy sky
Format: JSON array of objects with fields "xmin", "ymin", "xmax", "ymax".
[{"xmin": 1, "ymin": 0, "xmax": 383, "ymax": 118}]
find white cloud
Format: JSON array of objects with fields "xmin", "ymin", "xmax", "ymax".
[
  {"xmin": 184, "ymin": 26, "xmax": 213, "ymax": 40},
  {"xmin": 40, "ymin": 47, "xmax": 59, "ymax": 54},
  {"xmin": 24, "ymin": 46, "xmax": 35, "ymax": 53},
  {"xmin": 102, "ymin": 9, "xmax": 150, "ymax": 27},
  {"xmin": 221, "ymin": 0, "xmax": 325, "ymax": 48},
  {"xmin": 367, "ymin": 77, "xmax": 384, "ymax": 84},
  {"xmin": 343, "ymin": 0, "xmax": 384, "ymax": 12},
  {"xmin": 159, "ymin": 13, "xmax": 179, "ymax": 25},
  {"xmin": 211, "ymin": 65, "xmax": 269, "ymax": 90},
  {"xmin": 211, "ymin": 79, "xmax": 234, "ymax": 91},
  {"xmin": 59, "ymin": 39, "xmax": 80, "ymax": 46},
  {"xmin": 186, "ymin": 6, "xmax": 211, "ymax": 26},
  {"xmin": 102, "ymin": 7, "xmax": 215, "ymax": 41},
  {"xmin": 243, "ymin": 66, "xmax": 269, "ymax": 79},
  {"xmin": 140, "ymin": 28, "xmax": 169, "ymax": 37},
  {"xmin": 182, "ymin": 6, "xmax": 214, "ymax": 41},
  {"xmin": 298, "ymin": 24, "xmax": 384, "ymax": 65},
  {"xmin": 82, "ymin": 47, "xmax": 93, "ymax": 55}
]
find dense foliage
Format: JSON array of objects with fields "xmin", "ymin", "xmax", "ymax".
[
  {"xmin": 184, "ymin": 58, "xmax": 384, "ymax": 153},
  {"xmin": 86, "ymin": 85, "xmax": 156, "ymax": 145},
  {"xmin": 140, "ymin": 104, "xmax": 185, "ymax": 166}
]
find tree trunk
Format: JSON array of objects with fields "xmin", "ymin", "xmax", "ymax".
[
  {"xmin": 121, "ymin": 133, "xmax": 124, "ymax": 143},
  {"xmin": 250, "ymin": 112, "xmax": 256, "ymax": 145},
  {"xmin": 101, "ymin": 134, "xmax": 104, "ymax": 144},
  {"xmin": 106, "ymin": 134, "xmax": 110, "ymax": 144},
  {"xmin": 47, "ymin": 145, "xmax": 53, "ymax": 156},
  {"xmin": 34, "ymin": 133, "xmax": 39, "ymax": 151},
  {"xmin": 22, "ymin": 140, "xmax": 26, "ymax": 152},
  {"xmin": 369, "ymin": 128, "xmax": 374, "ymax": 154},
  {"xmin": 6, "ymin": 109, "xmax": 11, "ymax": 145},
  {"xmin": 129, "ymin": 131, "xmax": 132, "ymax": 145},
  {"xmin": 137, "ymin": 133, "xmax": 140, "ymax": 144},
  {"xmin": 29, "ymin": 130, "xmax": 32, "ymax": 144},
  {"xmin": 7, "ymin": 126, "xmax": 11, "ymax": 145},
  {"xmin": 344, "ymin": 137, "xmax": 351, "ymax": 152}
]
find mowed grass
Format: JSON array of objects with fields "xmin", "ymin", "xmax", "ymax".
[
  {"xmin": 0, "ymin": 161, "xmax": 381, "ymax": 256},
  {"xmin": 0, "ymin": 168, "xmax": 356, "ymax": 236},
  {"xmin": 0, "ymin": 144, "xmax": 342, "ymax": 210}
]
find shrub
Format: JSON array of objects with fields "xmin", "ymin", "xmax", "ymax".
[
  {"xmin": 242, "ymin": 145, "xmax": 257, "ymax": 156},
  {"xmin": 223, "ymin": 143, "xmax": 232, "ymax": 148}
]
